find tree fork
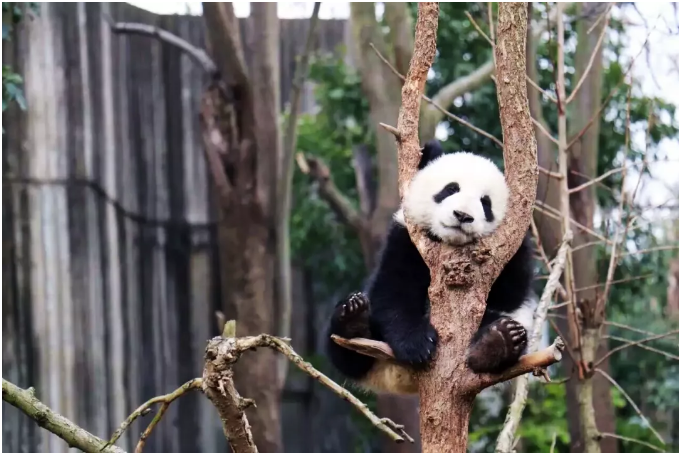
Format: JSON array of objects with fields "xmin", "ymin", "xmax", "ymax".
[{"xmin": 388, "ymin": 3, "xmax": 538, "ymax": 452}]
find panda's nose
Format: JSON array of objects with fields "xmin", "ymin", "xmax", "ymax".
[{"xmin": 453, "ymin": 210, "xmax": 474, "ymax": 223}]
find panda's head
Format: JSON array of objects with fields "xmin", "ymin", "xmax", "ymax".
[{"xmin": 396, "ymin": 141, "xmax": 509, "ymax": 245}]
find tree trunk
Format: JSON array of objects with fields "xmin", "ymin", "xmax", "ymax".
[{"xmin": 201, "ymin": 3, "xmax": 283, "ymax": 451}]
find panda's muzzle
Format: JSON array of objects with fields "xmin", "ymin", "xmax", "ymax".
[{"xmin": 453, "ymin": 210, "xmax": 474, "ymax": 224}]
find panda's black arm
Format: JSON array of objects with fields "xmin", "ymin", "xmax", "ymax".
[{"xmin": 364, "ymin": 222, "xmax": 437, "ymax": 366}]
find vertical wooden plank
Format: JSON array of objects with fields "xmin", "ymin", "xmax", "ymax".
[{"xmin": 99, "ymin": 2, "xmax": 127, "ymax": 438}]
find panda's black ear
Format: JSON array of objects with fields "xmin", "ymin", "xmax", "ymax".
[{"xmin": 418, "ymin": 140, "xmax": 444, "ymax": 169}]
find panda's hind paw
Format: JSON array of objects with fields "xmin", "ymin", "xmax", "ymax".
[
  {"xmin": 467, "ymin": 318, "xmax": 527, "ymax": 374},
  {"xmin": 330, "ymin": 292, "xmax": 371, "ymax": 339}
]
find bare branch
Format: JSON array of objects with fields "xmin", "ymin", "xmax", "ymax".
[
  {"xmin": 2, "ymin": 379, "xmax": 126, "ymax": 453},
  {"xmin": 568, "ymin": 17, "xmax": 661, "ymax": 149},
  {"xmin": 296, "ymin": 153, "xmax": 365, "ymax": 233},
  {"xmin": 595, "ymin": 368, "xmax": 665, "ymax": 445},
  {"xmin": 106, "ymin": 379, "xmax": 202, "ymax": 451},
  {"xmin": 107, "ymin": 19, "xmax": 217, "ymax": 75},
  {"xmin": 532, "ymin": 117, "xmax": 560, "ymax": 145},
  {"xmin": 206, "ymin": 332, "xmax": 414, "ymax": 444},
  {"xmin": 595, "ymin": 329, "xmax": 680, "ymax": 367},
  {"xmin": 466, "ymin": 10, "xmax": 558, "ymax": 104},
  {"xmin": 605, "ymin": 335, "xmax": 679, "ymax": 361},
  {"xmin": 599, "ymin": 433, "xmax": 665, "ymax": 453},
  {"xmin": 568, "ymin": 165, "xmax": 626, "ymax": 194},
  {"xmin": 538, "ymin": 166, "xmax": 564, "ymax": 179},
  {"xmin": 495, "ymin": 230, "xmax": 572, "ymax": 452},
  {"xmin": 618, "ymin": 244, "xmax": 679, "ymax": 258},
  {"xmin": 566, "ymin": 7, "xmax": 610, "ymax": 104},
  {"xmin": 369, "ymin": 43, "xmax": 504, "ymax": 148},
  {"xmin": 603, "ymin": 320, "xmax": 659, "ymax": 337}
]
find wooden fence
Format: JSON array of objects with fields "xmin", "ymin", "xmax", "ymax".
[{"xmin": 2, "ymin": 3, "xmax": 350, "ymax": 452}]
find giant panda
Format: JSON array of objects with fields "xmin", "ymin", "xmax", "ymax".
[{"xmin": 324, "ymin": 140, "xmax": 536, "ymax": 394}]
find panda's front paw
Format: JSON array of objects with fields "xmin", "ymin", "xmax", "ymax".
[
  {"xmin": 389, "ymin": 322, "xmax": 439, "ymax": 370},
  {"xmin": 330, "ymin": 292, "xmax": 371, "ymax": 339},
  {"xmin": 467, "ymin": 318, "xmax": 527, "ymax": 374}
]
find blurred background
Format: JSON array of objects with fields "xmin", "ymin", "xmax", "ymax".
[{"xmin": 2, "ymin": 2, "xmax": 678, "ymax": 453}]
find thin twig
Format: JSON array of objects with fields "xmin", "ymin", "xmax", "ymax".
[
  {"xmin": 595, "ymin": 369, "xmax": 665, "ymax": 445},
  {"xmin": 604, "ymin": 320, "xmax": 659, "ymax": 337},
  {"xmin": 105, "ymin": 378, "xmax": 203, "ymax": 450},
  {"xmin": 605, "ymin": 335, "xmax": 679, "ymax": 361},
  {"xmin": 618, "ymin": 245, "xmax": 679, "ymax": 258},
  {"xmin": 532, "ymin": 117, "xmax": 560, "ymax": 145},
  {"xmin": 574, "ymin": 273, "xmax": 656, "ymax": 292},
  {"xmin": 135, "ymin": 403, "xmax": 169, "ymax": 453},
  {"xmin": 599, "ymin": 432, "xmax": 665, "ymax": 452},
  {"xmin": 568, "ymin": 166, "xmax": 626, "ymax": 194},
  {"xmin": 2, "ymin": 379, "xmax": 126, "ymax": 453},
  {"xmin": 566, "ymin": 8, "xmax": 610, "ymax": 104},
  {"xmin": 567, "ymin": 16, "xmax": 661, "ymax": 149},
  {"xmin": 595, "ymin": 329, "xmax": 679, "ymax": 367},
  {"xmin": 369, "ymin": 43, "xmax": 504, "ymax": 148},
  {"xmin": 539, "ymin": 166, "xmax": 564, "ymax": 179},
  {"xmin": 533, "ymin": 202, "xmax": 612, "ymax": 244},
  {"xmin": 495, "ymin": 231, "xmax": 572, "ymax": 452},
  {"xmin": 596, "ymin": 84, "xmax": 632, "ymax": 321},
  {"xmin": 468, "ymin": 9, "xmax": 558, "ymax": 103}
]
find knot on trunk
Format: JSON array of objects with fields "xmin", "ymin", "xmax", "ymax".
[{"xmin": 443, "ymin": 259, "xmax": 475, "ymax": 287}]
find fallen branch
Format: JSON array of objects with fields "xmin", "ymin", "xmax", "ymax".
[
  {"xmin": 495, "ymin": 230, "xmax": 572, "ymax": 452},
  {"xmin": 204, "ymin": 329, "xmax": 414, "ymax": 446},
  {"xmin": 105, "ymin": 378, "xmax": 203, "ymax": 452},
  {"xmin": 2, "ymin": 379, "xmax": 126, "ymax": 453}
]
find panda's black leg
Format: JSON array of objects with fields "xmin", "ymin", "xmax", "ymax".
[
  {"xmin": 466, "ymin": 317, "xmax": 527, "ymax": 374},
  {"xmin": 325, "ymin": 292, "xmax": 376, "ymax": 380}
]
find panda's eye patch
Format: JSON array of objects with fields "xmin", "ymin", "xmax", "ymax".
[
  {"xmin": 433, "ymin": 182, "xmax": 460, "ymax": 203},
  {"xmin": 480, "ymin": 195, "xmax": 494, "ymax": 222}
]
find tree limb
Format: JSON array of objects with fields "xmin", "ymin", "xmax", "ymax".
[
  {"xmin": 2, "ymin": 379, "xmax": 126, "ymax": 453},
  {"xmin": 296, "ymin": 153, "xmax": 365, "ymax": 233},
  {"xmin": 495, "ymin": 230, "xmax": 573, "ymax": 452},
  {"xmin": 106, "ymin": 19, "xmax": 217, "ymax": 76},
  {"xmin": 201, "ymin": 2, "xmax": 249, "ymax": 88},
  {"xmin": 204, "ymin": 331, "xmax": 414, "ymax": 445}
]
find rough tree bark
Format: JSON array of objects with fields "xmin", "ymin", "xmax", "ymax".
[{"xmin": 388, "ymin": 3, "xmax": 539, "ymax": 452}]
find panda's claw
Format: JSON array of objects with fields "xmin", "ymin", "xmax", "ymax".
[
  {"xmin": 331, "ymin": 292, "xmax": 372, "ymax": 339},
  {"xmin": 467, "ymin": 317, "xmax": 528, "ymax": 374}
]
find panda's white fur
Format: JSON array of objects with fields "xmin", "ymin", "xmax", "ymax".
[
  {"xmin": 326, "ymin": 142, "xmax": 536, "ymax": 395},
  {"xmin": 394, "ymin": 152, "xmax": 509, "ymax": 245}
]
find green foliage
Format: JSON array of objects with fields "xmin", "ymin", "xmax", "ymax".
[
  {"xmin": 291, "ymin": 54, "xmax": 369, "ymax": 296},
  {"xmin": 2, "ymin": 2, "xmax": 38, "ymax": 120}
]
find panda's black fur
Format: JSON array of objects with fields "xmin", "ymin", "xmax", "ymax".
[{"xmin": 325, "ymin": 140, "xmax": 536, "ymax": 394}]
